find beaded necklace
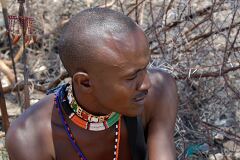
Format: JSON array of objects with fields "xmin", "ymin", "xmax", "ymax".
[
  {"xmin": 55, "ymin": 94, "xmax": 87, "ymax": 160},
  {"xmin": 54, "ymin": 86, "xmax": 121, "ymax": 160},
  {"xmin": 66, "ymin": 85, "xmax": 113, "ymax": 123},
  {"xmin": 62, "ymin": 85, "xmax": 120, "ymax": 131},
  {"xmin": 62, "ymin": 99, "xmax": 120, "ymax": 131}
]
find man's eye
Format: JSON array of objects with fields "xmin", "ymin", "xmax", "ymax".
[{"xmin": 127, "ymin": 74, "xmax": 137, "ymax": 80}]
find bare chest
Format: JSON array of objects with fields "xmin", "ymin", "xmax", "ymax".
[{"xmin": 52, "ymin": 118, "xmax": 132, "ymax": 160}]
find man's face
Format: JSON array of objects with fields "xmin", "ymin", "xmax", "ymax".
[{"xmin": 90, "ymin": 29, "xmax": 151, "ymax": 117}]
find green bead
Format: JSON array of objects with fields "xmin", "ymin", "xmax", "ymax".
[{"xmin": 107, "ymin": 113, "xmax": 120, "ymax": 127}]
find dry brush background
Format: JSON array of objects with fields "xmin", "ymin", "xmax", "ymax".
[{"xmin": 0, "ymin": 0, "xmax": 240, "ymax": 159}]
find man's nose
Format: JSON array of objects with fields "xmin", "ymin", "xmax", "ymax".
[{"xmin": 138, "ymin": 71, "xmax": 152, "ymax": 91}]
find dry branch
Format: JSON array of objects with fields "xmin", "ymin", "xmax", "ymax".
[
  {"xmin": 0, "ymin": 0, "xmax": 18, "ymax": 85},
  {"xmin": 176, "ymin": 65, "xmax": 240, "ymax": 80},
  {"xmin": 2, "ymin": 71, "xmax": 69, "ymax": 94},
  {"xmin": 2, "ymin": 81, "xmax": 45, "ymax": 93},
  {"xmin": 0, "ymin": 79, "xmax": 10, "ymax": 133},
  {"xmin": 126, "ymin": 0, "xmax": 146, "ymax": 16},
  {"xmin": 201, "ymin": 121, "xmax": 240, "ymax": 143},
  {"xmin": 178, "ymin": 21, "xmax": 240, "ymax": 51},
  {"xmin": 223, "ymin": 75, "xmax": 240, "ymax": 99},
  {"xmin": 0, "ymin": 60, "xmax": 15, "ymax": 84},
  {"xmin": 3, "ymin": 39, "xmax": 34, "ymax": 67},
  {"xmin": 47, "ymin": 71, "xmax": 69, "ymax": 89},
  {"xmin": 145, "ymin": 1, "xmax": 227, "ymax": 34}
]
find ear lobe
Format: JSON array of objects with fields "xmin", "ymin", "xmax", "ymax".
[{"xmin": 72, "ymin": 72, "xmax": 92, "ymax": 92}]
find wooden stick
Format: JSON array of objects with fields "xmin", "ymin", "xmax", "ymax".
[
  {"xmin": 0, "ymin": 79, "xmax": 10, "ymax": 133},
  {"xmin": 3, "ymin": 39, "xmax": 34, "ymax": 67},
  {"xmin": 0, "ymin": 0, "xmax": 18, "ymax": 83},
  {"xmin": 2, "ymin": 81, "xmax": 46, "ymax": 93},
  {"xmin": 47, "ymin": 71, "xmax": 69, "ymax": 89},
  {"xmin": 0, "ymin": 59, "xmax": 15, "ymax": 84},
  {"xmin": 2, "ymin": 71, "xmax": 69, "ymax": 94},
  {"xmin": 175, "ymin": 65, "xmax": 240, "ymax": 80}
]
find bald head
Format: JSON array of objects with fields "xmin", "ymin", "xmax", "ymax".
[{"xmin": 58, "ymin": 8, "xmax": 141, "ymax": 76}]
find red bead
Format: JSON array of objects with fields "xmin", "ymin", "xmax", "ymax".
[{"xmin": 81, "ymin": 112, "xmax": 88, "ymax": 120}]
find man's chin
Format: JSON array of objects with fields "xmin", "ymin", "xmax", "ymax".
[{"xmin": 122, "ymin": 104, "xmax": 145, "ymax": 117}]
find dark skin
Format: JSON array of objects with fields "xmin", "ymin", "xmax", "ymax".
[{"xmin": 6, "ymin": 27, "xmax": 178, "ymax": 160}]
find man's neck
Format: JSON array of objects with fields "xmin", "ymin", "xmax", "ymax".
[{"xmin": 72, "ymin": 83, "xmax": 112, "ymax": 116}]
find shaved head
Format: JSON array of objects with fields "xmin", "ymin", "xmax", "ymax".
[
  {"xmin": 58, "ymin": 8, "xmax": 151, "ymax": 117},
  {"xmin": 58, "ymin": 8, "xmax": 140, "ymax": 76}
]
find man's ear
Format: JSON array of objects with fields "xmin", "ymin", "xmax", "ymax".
[{"xmin": 72, "ymin": 72, "xmax": 92, "ymax": 93}]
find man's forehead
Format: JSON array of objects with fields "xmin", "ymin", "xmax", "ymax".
[
  {"xmin": 90, "ymin": 27, "xmax": 150, "ymax": 74},
  {"xmin": 100, "ymin": 30, "xmax": 149, "ymax": 56},
  {"xmin": 97, "ymin": 48, "xmax": 150, "ymax": 77},
  {"xmin": 115, "ymin": 54, "xmax": 150, "ymax": 75}
]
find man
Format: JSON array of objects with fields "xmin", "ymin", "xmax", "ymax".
[{"xmin": 6, "ymin": 8, "xmax": 178, "ymax": 160}]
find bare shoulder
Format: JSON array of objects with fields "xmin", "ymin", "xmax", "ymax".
[
  {"xmin": 142, "ymin": 68, "xmax": 178, "ymax": 129},
  {"xmin": 6, "ymin": 94, "xmax": 56, "ymax": 160},
  {"xmin": 148, "ymin": 68, "xmax": 177, "ymax": 92},
  {"xmin": 141, "ymin": 69, "xmax": 178, "ymax": 159}
]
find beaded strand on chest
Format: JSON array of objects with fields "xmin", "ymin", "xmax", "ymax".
[{"xmin": 54, "ymin": 86, "xmax": 121, "ymax": 160}]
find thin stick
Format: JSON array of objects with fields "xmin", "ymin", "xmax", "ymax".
[
  {"xmin": 3, "ymin": 39, "xmax": 34, "ymax": 67},
  {"xmin": 18, "ymin": 0, "xmax": 30, "ymax": 110},
  {"xmin": 126, "ymin": 0, "xmax": 146, "ymax": 16},
  {"xmin": 175, "ymin": 65, "xmax": 240, "ymax": 80},
  {"xmin": 0, "ymin": 60, "xmax": 15, "ymax": 84},
  {"xmin": 135, "ymin": 0, "xmax": 139, "ymax": 24},
  {"xmin": 0, "ymin": 0, "xmax": 21, "ymax": 105},
  {"xmin": 0, "ymin": 79, "xmax": 10, "ymax": 133},
  {"xmin": 0, "ymin": 0, "xmax": 18, "ymax": 84},
  {"xmin": 2, "ymin": 71, "xmax": 69, "ymax": 94}
]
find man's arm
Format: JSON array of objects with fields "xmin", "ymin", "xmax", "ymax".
[
  {"xmin": 6, "ymin": 121, "xmax": 33, "ymax": 160},
  {"xmin": 5, "ymin": 95, "xmax": 56, "ymax": 160},
  {"xmin": 145, "ymin": 70, "xmax": 178, "ymax": 160}
]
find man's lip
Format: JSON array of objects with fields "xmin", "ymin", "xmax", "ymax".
[
  {"xmin": 133, "ymin": 96, "xmax": 146, "ymax": 105},
  {"xmin": 133, "ymin": 91, "xmax": 148, "ymax": 102},
  {"xmin": 134, "ymin": 95, "xmax": 146, "ymax": 101}
]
